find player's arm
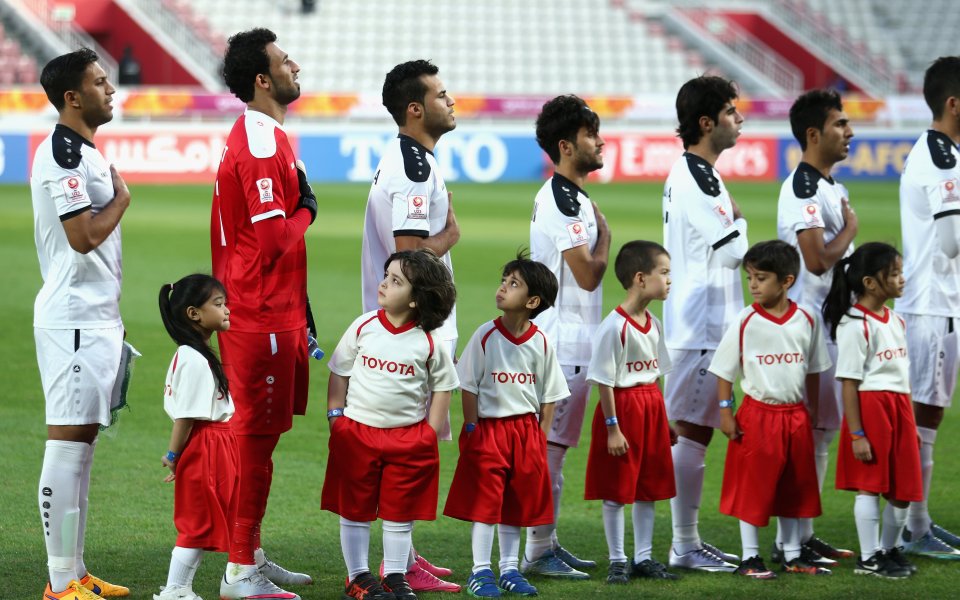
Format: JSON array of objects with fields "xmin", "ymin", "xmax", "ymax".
[
  {"xmin": 395, "ymin": 191, "xmax": 460, "ymax": 255},
  {"xmin": 796, "ymin": 199, "xmax": 858, "ymax": 275},
  {"xmin": 562, "ymin": 201, "xmax": 611, "ymax": 291},
  {"xmin": 326, "ymin": 372, "xmax": 349, "ymax": 429},
  {"xmin": 539, "ymin": 402, "xmax": 555, "ymax": 435},
  {"xmin": 61, "ymin": 165, "xmax": 130, "ymax": 254},
  {"xmin": 598, "ymin": 384, "xmax": 628, "ymax": 456},
  {"xmin": 239, "ymin": 155, "xmax": 312, "ymax": 264},
  {"xmin": 461, "ymin": 389, "xmax": 479, "ymax": 429},
  {"xmin": 839, "ymin": 377, "xmax": 872, "ymax": 462},
  {"xmin": 427, "ymin": 390, "xmax": 451, "ymax": 435},
  {"xmin": 805, "ymin": 372, "xmax": 820, "ymax": 430},
  {"xmin": 161, "ymin": 417, "xmax": 194, "ymax": 481},
  {"xmin": 717, "ymin": 377, "xmax": 741, "ymax": 440},
  {"xmin": 711, "ymin": 217, "xmax": 748, "ymax": 270}
]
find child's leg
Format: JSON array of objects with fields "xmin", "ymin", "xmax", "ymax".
[
  {"xmin": 471, "ymin": 523, "xmax": 496, "ymax": 573},
  {"xmin": 778, "ymin": 518, "xmax": 801, "ymax": 562},
  {"xmin": 382, "ymin": 521, "xmax": 413, "ymax": 576},
  {"xmin": 854, "ymin": 493, "xmax": 881, "ymax": 560},
  {"xmin": 881, "ymin": 499, "xmax": 909, "ymax": 551},
  {"xmin": 498, "ymin": 525, "xmax": 522, "ymax": 573},
  {"xmin": 165, "ymin": 547, "xmax": 203, "ymax": 589},
  {"xmin": 602, "ymin": 501, "xmax": 627, "ymax": 562},
  {"xmin": 739, "ymin": 521, "xmax": 760, "ymax": 560},
  {"xmin": 632, "ymin": 502, "xmax": 655, "ymax": 563},
  {"xmin": 340, "ymin": 517, "xmax": 371, "ymax": 580}
]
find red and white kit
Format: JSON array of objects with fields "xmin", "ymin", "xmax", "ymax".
[{"xmin": 444, "ymin": 318, "xmax": 568, "ymax": 526}]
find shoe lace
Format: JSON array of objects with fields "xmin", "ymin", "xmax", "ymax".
[
  {"xmin": 249, "ymin": 570, "xmax": 284, "ymax": 593},
  {"xmin": 695, "ymin": 548, "xmax": 724, "ymax": 564},
  {"xmin": 71, "ymin": 581, "xmax": 105, "ymax": 600}
]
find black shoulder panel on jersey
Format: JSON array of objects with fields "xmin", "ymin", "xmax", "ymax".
[
  {"xmin": 792, "ymin": 162, "xmax": 822, "ymax": 199},
  {"xmin": 927, "ymin": 130, "xmax": 958, "ymax": 170},
  {"xmin": 684, "ymin": 152, "xmax": 721, "ymax": 197},
  {"xmin": 52, "ymin": 125, "xmax": 86, "ymax": 170},
  {"xmin": 399, "ymin": 134, "xmax": 432, "ymax": 182},
  {"xmin": 551, "ymin": 174, "xmax": 583, "ymax": 217}
]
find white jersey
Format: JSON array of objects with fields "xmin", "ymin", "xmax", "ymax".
[
  {"xmin": 163, "ymin": 345, "xmax": 234, "ymax": 422},
  {"xmin": 897, "ymin": 130, "xmax": 960, "ymax": 317},
  {"xmin": 587, "ymin": 307, "xmax": 672, "ymax": 387},
  {"xmin": 31, "ymin": 124, "xmax": 122, "ymax": 329},
  {"xmin": 777, "ymin": 162, "xmax": 853, "ymax": 312},
  {"xmin": 663, "ymin": 152, "xmax": 747, "ymax": 350},
  {"xmin": 361, "ymin": 134, "xmax": 456, "ymax": 342},
  {"xmin": 530, "ymin": 174, "xmax": 602, "ymax": 366},
  {"xmin": 835, "ymin": 305, "xmax": 910, "ymax": 393},
  {"xmin": 329, "ymin": 309, "xmax": 459, "ymax": 428},
  {"xmin": 710, "ymin": 302, "xmax": 831, "ymax": 405},
  {"xmin": 457, "ymin": 318, "xmax": 568, "ymax": 418}
]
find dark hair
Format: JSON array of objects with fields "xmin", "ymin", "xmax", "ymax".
[
  {"xmin": 742, "ymin": 240, "xmax": 800, "ymax": 283},
  {"xmin": 383, "ymin": 249, "xmax": 456, "ymax": 332},
  {"xmin": 382, "ymin": 59, "xmax": 440, "ymax": 126},
  {"xmin": 821, "ymin": 242, "xmax": 901, "ymax": 340},
  {"xmin": 675, "ymin": 76, "xmax": 739, "ymax": 148},
  {"xmin": 501, "ymin": 250, "xmax": 559, "ymax": 318},
  {"xmin": 41, "ymin": 48, "xmax": 99, "ymax": 111},
  {"xmin": 790, "ymin": 89, "xmax": 844, "ymax": 150},
  {"xmin": 924, "ymin": 56, "xmax": 960, "ymax": 119},
  {"xmin": 614, "ymin": 241, "xmax": 669, "ymax": 289},
  {"xmin": 159, "ymin": 274, "xmax": 229, "ymax": 398},
  {"xmin": 535, "ymin": 95, "xmax": 601, "ymax": 164},
  {"xmin": 222, "ymin": 28, "xmax": 277, "ymax": 102}
]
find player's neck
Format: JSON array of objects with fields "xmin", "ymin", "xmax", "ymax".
[
  {"xmin": 554, "ymin": 162, "xmax": 588, "ymax": 189},
  {"xmin": 398, "ymin": 126, "xmax": 438, "ymax": 152},
  {"xmin": 57, "ymin": 114, "xmax": 96, "ymax": 143},
  {"xmin": 247, "ymin": 98, "xmax": 286, "ymax": 125},
  {"xmin": 931, "ymin": 118, "xmax": 960, "ymax": 146},
  {"xmin": 383, "ymin": 307, "xmax": 415, "ymax": 328},
  {"xmin": 758, "ymin": 294, "xmax": 790, "ymax": 317},
  {"xmin": 800, "ymin": 152, "xmax": 835, "ymax": 179},
  {"xmin": 685, "ymin": 142, "xmax": 720, "ymax": 168},
  {"xmin": 620, "ymin": 292, "xmax": 651, "ymax": 320},
  {"xmin": 498, "ymin": 312, "xmax": 532, "ymax": 337},
  {"xmin": 857, "ymin": 293, "xmax": 887, "ymax": 314}
]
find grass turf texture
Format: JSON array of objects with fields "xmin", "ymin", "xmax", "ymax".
[{"xmin": 2, "ymin": 180, "xmax": 958, "ymax": 600}]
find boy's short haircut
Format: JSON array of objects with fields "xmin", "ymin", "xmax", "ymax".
[
  {"xmin": 742, "ymin": 240, "xmax": 800, "ymax": 282},
  {"xmin": 502, "ymin": 251, "xmax": 558, "ymax": 319},
  {"xmin": 614, "ymin": 241, "xmax": 669, "ymax": 289}
]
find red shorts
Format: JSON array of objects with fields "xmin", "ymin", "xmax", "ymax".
[
  {"xmin": 720, "ymin": 396, "xmax": 821, "ymax": 527},
  {"xmin": 174, "ymin": 421, "xmax": 240, "ymax": 551},
  {"xmin": 836, "ymin": 391, "xmax": 923, "ymax": 501},
  {"xmin": 444, "ymin": 414, "xmax": 553, "ymax": 527},
  {"xmin": 321, "ymin": 417, "xmax": 439, "ymax": 522},
  {"xmin": 219, "ymin": 329, "xmax": 309, "ymax": 435},
  {"xmin": 584, "ymin": 384, "xmax": 676, "ymax": 504}
]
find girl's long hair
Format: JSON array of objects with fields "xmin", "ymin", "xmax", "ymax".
[
  {"xmin": 821, "ymin": 242, "xmax": 901, "ymax": 340},
  {"xmin": 384, "ymin": 249, "xmax": 456, "ymax": 332},
  {"xmin": 158, "ymin": 274, "xmax": 229, "ymax": 398}
]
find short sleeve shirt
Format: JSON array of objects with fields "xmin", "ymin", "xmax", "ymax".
[
  {"xmin": 835, "ymin": 305, "xmax": 910, "ymax": 393},
  {"xmin": 328, "ymin": 309, "xmax": 459, "ymax": 428},
  {"xmin": 361, "ymin": 135, "xmax": 456, "ymax": 342},
  {"xmin": 163, "ymin": 345, "xmax": 234, "ymax": 422},
  {"xmin": 587, "ymin": 307, "xmax": 671, "ymax": 387},
  {"xmin": 530, "ymin": 174, "xmax": 603, "ymax": 366},
  {"xmin": 31, "ymin": 124, "xmax": 122, "ymax": 329}
]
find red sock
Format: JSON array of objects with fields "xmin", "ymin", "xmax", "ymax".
[{"xmin": 229, "ymin": 434, "xmax": 280, "ymax": 564}]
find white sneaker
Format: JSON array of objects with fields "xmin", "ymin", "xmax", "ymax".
[
  {"xmin": 668, "ymin": 546, "xmax": 737, "ymax": 572},
  {"xmin": 258, "ymin": 558, "xmax": 313, "ymax": 586},
  {"xmin": 219, "ymin": 569, "xmax": 300, "ymax": 600},
  {"xmin": 153, "ymin": 585, "xmax": 201, "ymax": 600},
  {"xmin": 702, "ymin": 541, "xmax": 739, "ymax": 564}
]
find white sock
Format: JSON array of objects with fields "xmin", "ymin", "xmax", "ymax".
[
  {"xmin": 602, "ymin": 501, "xmax": 626, "ymax": 562},
  {"xmin": 407, "ymin": 544, "xmax": 417, "ymax": 570},
  {"xmin": 498, "ymin": 525, "xmax": 521, "ymax": 573},
  {"xmin": 471, "ymin": 523, "xmax": 495, "ymax": 573},
  {"xmin": 339, "ymin": 518, "xmax": 370, "ymax": 580},
  {"xmin": 253, "ymin": 547, "xmax": 266, "ymax": 568},
  {"xmin": 881, "ymin": 503, "xmax": 908, "ymax": 550},
  {"xmin": 739, "ymin": 521, "xmax": 760, "ymax": 561},
  {"xmin": 525, "ymin": 445, "xmax": 566, "ymax": 561},
  {"xmin": 854, "ymin": 494, "xmax": 881, "ymax": 561},
  {"xmin": 633, "ymin": 502, "xmax": 655, "ymax": 563},
  {"xmin": 75, "ymin": 439, "xmax": 95, "ymax": 580},
  {"xmin": 670, "ymin": 437, "xmax": 706, "ymax": 554},
  {"xmin": 40, "ymin": 440, "xmax": 87, "ymax": 592},
  {"xmin": 166, "ymin": 546, "xmax": 203, "ymax": 588},
  {"xmin": 907, "ymin": 426, "xmax": 936, "ymax": 537},
  {"xmin": 382, "ymin": 520, "xmax": 413, "ymax": 576},
  {"xmin": 779, "ymin": 517, "xmax": 801, "ymax": 562}
]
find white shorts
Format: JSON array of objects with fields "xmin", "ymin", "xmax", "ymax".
[
  {"xmin": 904, "ymin": 314, "xmax": 960, "ymax": 408},
  {"xmin": 804, "ymin": 342, "xmax": 842, "ymax": 430},
  {"xmin": 546, "ymin": 365, "xmax": 590, "ymax": 448},
  {"xmin": 664, "ymin": 349, "xmax": 720, "ymax": 428},
  {"xmin": 35, "ymin": 326, "xmax": 124, "ymax": 426}
]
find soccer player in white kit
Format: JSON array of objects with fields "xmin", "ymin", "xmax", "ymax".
[
  {"xmin": 897, "ymin": 56, "xmax": 960, "ymax": 559},
  {"xmin": 523, "ymin": 95, "xmax": 612, "ymax": 579},
  {"xmin": 662, "ymin": 76, "xmax": 746, "ymax": 572},
  {"xmin": 359, "ymin": 59, "xmax": 462, "ymax": 592},
  {"xmin": 775, "ymin": 89, "xmax": 858, "ymax": 564},
  {"xmin": 31, "ymin": 48, "xmax": 132, "ymax": 600}
]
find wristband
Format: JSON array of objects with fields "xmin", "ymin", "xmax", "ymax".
[
  {"xmin": 850, "ymin": 429, "xmax": 866, "ymax": 440},
  {"xmin": 465, "ymin": 422, "xmax": 477, "ymax": 433},
  {"xmin": 327, "ymin": 408, "xmax": 344, "ymax": 419},
  {"xmin": 165, "ymin": 450, "xmax": 178, "ymax": 462},
  {"xmin": 718, "ymin": 398, "xmax": 734, "ymax": 409},
  {"xmin": 605, "ymin": 416, "xmax": 619, "ymax": 426}
]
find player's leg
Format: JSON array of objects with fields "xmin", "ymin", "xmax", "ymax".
[
  {"xmin": 156, "ymin": 547, "xmax": 203, "ymax": 600},
  {"xmin": 466, "ymin": 523, "xmax": 499, "ymax": 597},
  {"xmin": 631, "ymin": 501, "xmax": 678, "ymax": 580},
  {"xmin": 601, "ymin": 500, "xmax": 627, "ymax": 584},
  {"xmin": 731, "ymin": 521, "xmax": 775, "ymax": 579},
  {"xmin": 497, "ymin": 524, "xmax": 536, "ymax": 595}
]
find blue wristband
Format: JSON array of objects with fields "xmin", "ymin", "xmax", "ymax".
[
  {"xmin": 327, "ymin": 408, "xmax": 344, "ymax": 419},
  {"xmin": 605, "ymin": 416, "xmax": 618, "ymax": 426},
  {"xmin": 165, "ymin": 450, "xmax": 178, "ymax": 462},
  {"xmin": 718, "ymin": 398, "xmax": 735, "ymax": 409},
  {"xmin": 465, "ymin": 422, "xmax": 477, "ymax": 433}
]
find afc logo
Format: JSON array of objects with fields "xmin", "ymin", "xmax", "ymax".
[
  {"xmin": 67, "ymin": 178, "xmax": 79, "ymax": 189},
  {"xmin": 713, "ymin": 204, "xmax": 733, "ymax": 227},
  {"xmin": 407, "ymin": 194, "xmax": 427, "ymax": 219},
  {"xmin": 566, "ymin": 221, "xmax": 588, "ymax": 245},
  {"xmin": 572, "ymin": 223, "xmax": 582, "ymax": 235},
  {"xmin": 259, "ymin": 180, "xmax": 269, "ymax": 189},
  {"xmin": 943, "ymin": 179, "xmax": 960, "ymax": 203},
  {"xmin": 806, "ymin": 205, "xmax": 816, "ymax": 214}
]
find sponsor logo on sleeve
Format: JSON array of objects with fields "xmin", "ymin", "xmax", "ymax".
[
  {"xmin": 407, "ymin": 194, "xmax": 427, "ymax": 219},
  {"xmin": 712, "ymin": 203, "xmax": 733, "ymax": 227},
  {"xmin": 802, "ymin": 201, "xmax": 824, "ymax": 227},
  {"xmin": 256, "ymin": 178, "xmax": 273, "ymax": 203},
  {"xmin": 59, "ymin": 176, "xmax": 87, "ymax": 204},
  {"xmin": 941, "ymin": 179, "xmax": 960, "ymax": 203},
  {"xmin": 566, "ymin": 221, "xmax": 588, "ymax": 245}
]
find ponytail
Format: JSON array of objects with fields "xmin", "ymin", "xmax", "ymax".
[{"xmin": 821, "ymin": 242, "xmax": 901, "ymax": 340}]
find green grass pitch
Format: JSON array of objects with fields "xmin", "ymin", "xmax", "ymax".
[{"xmin": 2, "ymin": 179, "xmax": 958, "ymax": 599}]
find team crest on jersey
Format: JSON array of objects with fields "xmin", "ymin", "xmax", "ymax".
[
  {"xmin": 60, "ymin": 176, "xmax": 86, "ymax": 204},
  {"xmin": 566, "ymin": 221, "xmax": 588, "ymax": 245},
  {"xmin": 802, "ymin": 201, "xmax": 824, "ymax": 227},
  {"xmin": 256, "ymin": 178, "xmax": 273, "ymax": 203},
  {"xmin": 941, "ymin": 179, "xmax": 960, "ymax": 203},
  {"xmin": 712, "ymin": 204, "xmax": 733, "ymax": 227},
  {"xmin": 407, "ymin": 194, "xmax": 427, "ymax": 219}
]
